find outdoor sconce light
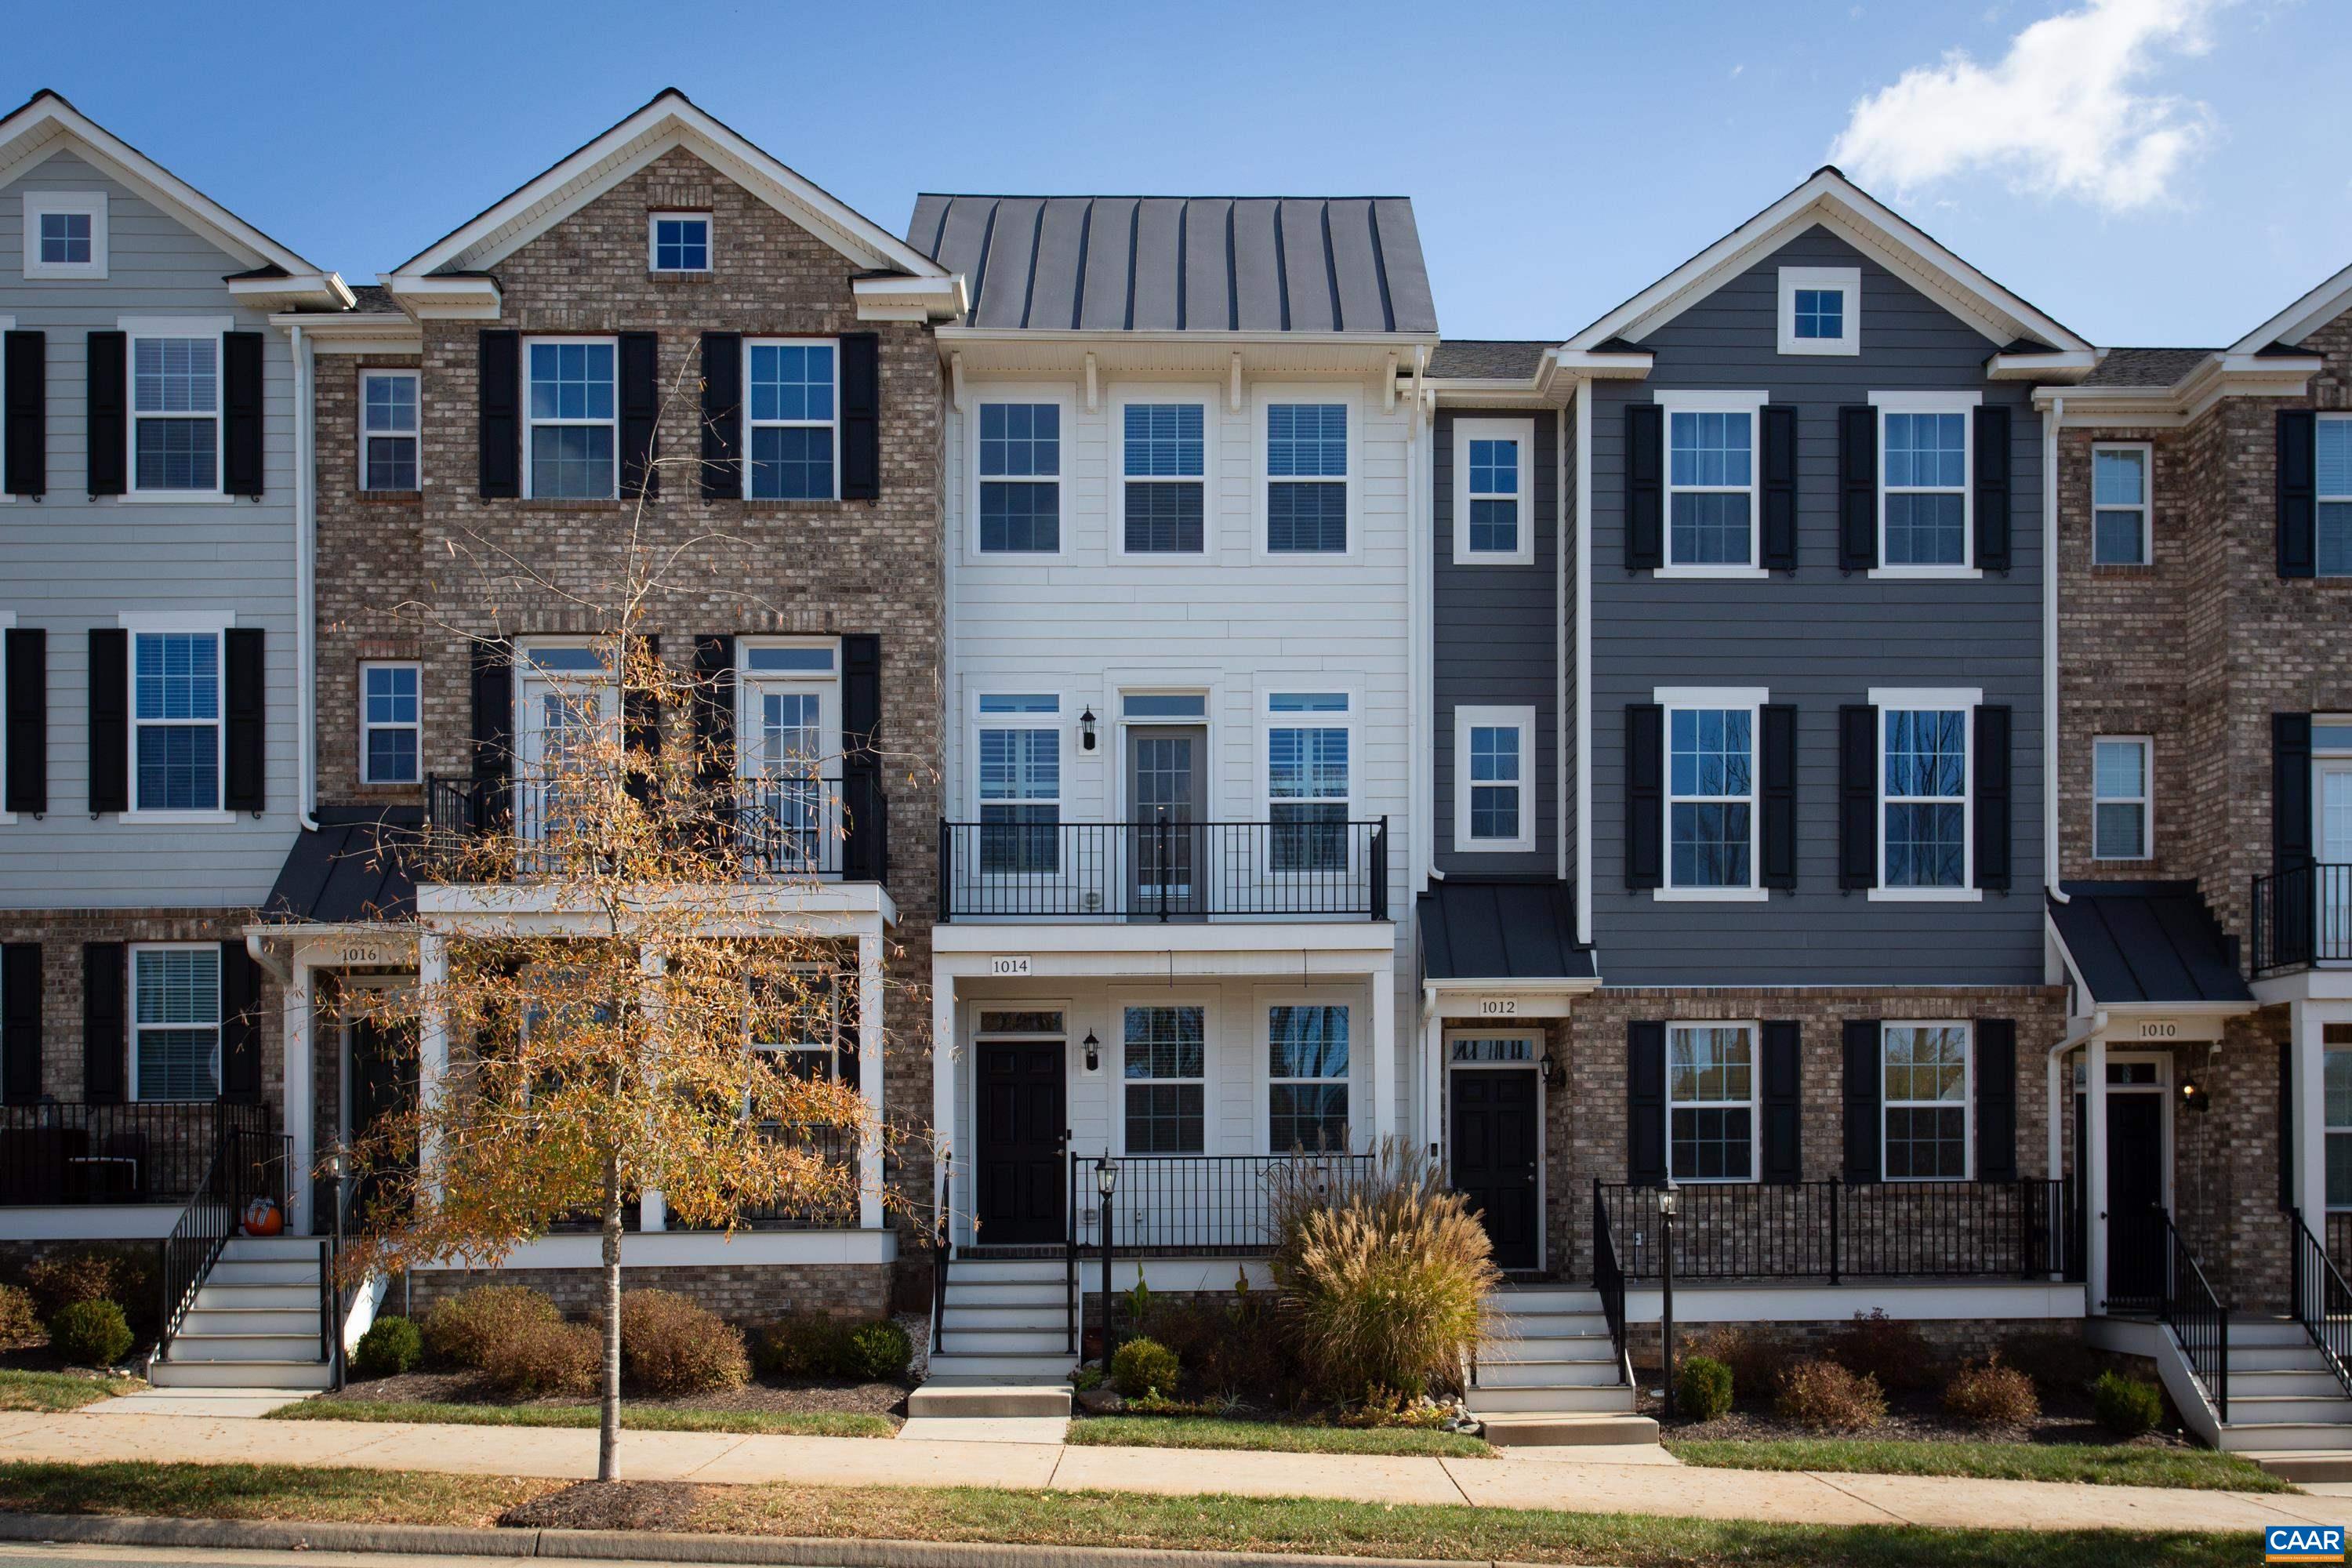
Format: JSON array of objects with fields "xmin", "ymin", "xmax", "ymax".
[
  {"xmin": 2180, "ymin": 1078, "xmax": 2211, "ymax": 1114},
  {"xmin": 1539, "ymin": 1049, "xmax": 1565, "ymax": 1093},
  {"xmin": 1083, "ymin": 1029, "xmax": 1101, "ymax": 1073},
  {"xmin": 1657, "ymin": 1186, "xmax": 1678, "ymax": 1220},
  {"xmin": 1080, "ymin": 707, "xmax": 1098, "ymax": 752}
]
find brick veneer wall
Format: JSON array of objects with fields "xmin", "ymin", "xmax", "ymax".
[{"xmin": 405, "ymin": 1261, "xmax": 891, "ymax": 1326}]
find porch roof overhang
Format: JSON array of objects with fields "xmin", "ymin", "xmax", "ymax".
[
  {"xmin": 933, "ymin": 919, "xmax": 1396, "ymax": 980},
  {"xmin": 2045, "ymin": 882, "xmax": 2252, "ymax": 1014},
  {"xmin": 263, "ymin": 805, "xmax": 423, "ymax": 927},
  {"xmin": 416, "ymin": 880, "xmax": 897, "ymax": 935},
  {"xmin": 1417, "ymin": 877, "xmax": 1595, "ymax": 986}
]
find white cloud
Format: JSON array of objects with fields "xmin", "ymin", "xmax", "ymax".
[{"xmin": 1828, "ymin": 0, "xmax": 2229, "ymax": 212}]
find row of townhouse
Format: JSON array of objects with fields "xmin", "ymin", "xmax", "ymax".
[{"xmin": 3, "ymin": 85, "xmax": 2350, "ymax": 1446}]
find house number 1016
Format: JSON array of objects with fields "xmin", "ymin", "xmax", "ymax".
[{"xmin": 1479, "ymin": 999, "xmax": 1519, "ymax": 1016}]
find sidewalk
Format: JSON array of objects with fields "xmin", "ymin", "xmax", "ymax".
[{"xmin": 0, "ymin": 1406, "xmax": 2335, "ymax": 1535}]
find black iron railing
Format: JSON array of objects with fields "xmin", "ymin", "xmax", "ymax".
[
  {"xmin": 1069, "ymin": 1150, "xmax": 1377, "ymax": 1257},
  {"xmin": 2252, "ymin": 863, "xmax": 2352, "ymax": 973},
  {"xmin": 425, "ymin": 772, "xmax": 887, "ymax": 882},
  {"xmin": 1592, "ymin": 1178, "xmax": 1628, "ymax": 1372},
  {"xmin": 156, "ymin": 1127, "xmax": 287, "ymax": 1363},
  {"xmin": 931, "ymin": 1149, "xmax": 952, "ymax": 1357},
  {"xmin": 1596, "ymin": 1178, "xmax": 2082, "ymax": 1283},
  {"xmin": 2156, "ymin": 1207, "xmax": 2228, "ymax": 1423},
  {"xmin": 1, "ymin": 1101, "xmax": 272, "ymax": 1207},
  {"xmin": 2328, "ymin": 1211, "xmax": 2352, "ymax": 1269},
  {"xmin": 728, "ymin": 1122, "xmax": 861, "ymax": 1229},
  {"xmin": 2291, "ymin": 1208, "xmax": 2352, "ymax": 1399},
  {"xmin": 938, "ymin": 818, "xmax": 1389, "ymax": 921}
]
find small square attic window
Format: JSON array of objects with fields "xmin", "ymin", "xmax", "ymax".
[
  {"xmin": 1778, "ymin": 266, "xmax": 1859, "ymax": 356},
  {"xmin": 650, "ymin": 212, "xmax": 710, "ymax": 274}
]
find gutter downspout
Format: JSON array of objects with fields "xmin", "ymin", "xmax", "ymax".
[
  {"xmin": 292, "ymin": 324, "xmax": 320, "ymax": 833},
  {"xmin": 2043, "ymin": 393, "xmax": 2063, "ymax": 903},
  {"xmin": 1408, "ymin": 346, "xmax": 1432, "ymax": 895},
  {"xmin": 1556, "ymin": 394, "xmax": 1567, "ymax": 888},
  {"xmin": 2046, "ymin": 1016, "xmax": 2093, "ymax": 1182},
  {"xmin": 1573, "ymin": 377, "xmax": 1593, "ymax": 947}
]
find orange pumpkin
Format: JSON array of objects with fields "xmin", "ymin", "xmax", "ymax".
[{"xmin": 241, "ymin": 1198, "xmax": 284, "ymax": 1236}]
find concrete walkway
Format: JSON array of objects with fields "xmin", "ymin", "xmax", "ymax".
[{"xmin": 0, "ymin": 1406, "xmax": 2334, "ymax": 1534}]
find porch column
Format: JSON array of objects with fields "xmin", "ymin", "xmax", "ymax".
[
  {"xmin": 2085, "ymin": 1030, "xmax": 2109, "ymax": 1312},
  {"xmin": 637, "ymin": 944, "xmax": 666, "ymax": 1232},
  {"xmin": 1370, "ymin": 957, "xmax": 1398, "ymax": 1144},
  {"xmin": 2297, "ymin": 1000, "xmax": 2336, "ymax": 1222},
  {"xmin": 283, "ymin": 955, "xmax": 314, "ymax": 1235},
  {"xmin": 1420, "ymin": 1002, "xmax": 1443, "ymax": 1160},
  {"xmin": 931, "ymin": 967, "xmax": 958, "ymax": 1247},
  {"xmin": 417, "ymin": 931, "xmax": 448, "ymax": 1202},
  {"xmin": 857, "ymin": 932, "xmax": 884, "ymax": 1230}
]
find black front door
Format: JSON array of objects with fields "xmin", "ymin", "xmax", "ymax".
[
  {"xmin": 339, "ymin": 1013, "xmax": 414, "ymax": 1225},
  {"xmin": 1451, "ymin": 1068, "xmax": 1540, "ymax": 1271},
  {"xmin": 2104, "ymin": 1092, "xmax": 2166, "ymax": 1308},
  {"xmin": 975, "ymin": 1039, "xmax": 1067, "ymax": 1245}
]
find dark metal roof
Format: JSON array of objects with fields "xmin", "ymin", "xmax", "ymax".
[
  {"xmin": 2076, "ymin": 347, "xmax": 2215, "ymax": 389},
  {"xmin": 906, "ymin": 195, "xmax": 1437, "ymax": 335},
  {"xmin": 2047, "ymin": 882, "xmax": 2250, "ymax": 1006},
  {"xmin": 263, "ymin": 807, "xmax": 423, "ymax": 925},
  {"xmin": 1426, "ymin": 340, "xmax": 1552, "ymax": 380},
  {"xmin": 348, "ymin": 284, "xmax": 397, "ymax": 312},
  {"xmin": 1417, "ymin": 879, "xmax": 1595, "ymax": 983}
]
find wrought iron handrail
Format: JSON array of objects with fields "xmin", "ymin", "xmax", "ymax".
[
  {"xmin": 2290, "ymin": 1208, "xmax": 2352, "ymax": 1399},
  {"xmin": 931, "ymin": 1149, "xmax": 952, "ymax": 1357},
  {"xmin": 1069, "ymin": 1150, "xmax": 1378, "ymax": 1257},
  {"xmin": 1596, "ymin": 1178, "xmax": 2080, "ymax": 1283},
  {"xmin": 2154, "ymin": 1207, "xmax": 2228, "ymax": 1423},
  {"xmin": 2, "ymin": 1101, "xmax": 270, "ymax": 1207},
  {"xmin": 155, "ymin": 1127, "xmax": 286, "ymax": 1364},
  {"xmin": 2252, "ymin": 862, "xmax": 2352, "ymax": 974},
  {"xmin": 939, "ymin": 817, "xmax": 1389, "ymax": 922},
  {"xmin": 1591, "ymin": 1178, "xmax": 1628, "ymax": 1374}
]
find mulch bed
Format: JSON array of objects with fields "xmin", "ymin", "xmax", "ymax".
[
  {"xmin": 498, "ymin": 1479, "xmax": 706, "ymax": 1532},
  {"xmin": 322, "ymin": 1369, "xmax": 908, "ymax": 1417},
  {"xmin": 1645, "ymin": 1383, "xmax": 2199, "ymax": 1449}
]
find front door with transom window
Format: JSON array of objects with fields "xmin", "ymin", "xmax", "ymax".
[
  {"xmin": 741, "ymin": 648, "xmax": 841, "ymax": 872},
  {"xmin": 1451, "ymin": 1065, "xmax": 1541, "ymax": 1271},
  {"xmin": 516, "ymin": 647, "xmax": 617, "ymax": 844},
  {"xmin": 975, "ymin": 1036, "xmax": 1067, "ymax": 1246},
  {"xmin": 2319, "ymin": 761, "xmax": 2352, "ymax": 955},
  {"xmin": 1127, "ymin": 725, "xmax": 1206, "ymax": 920}
]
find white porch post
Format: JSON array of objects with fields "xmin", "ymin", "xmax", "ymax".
[
  {"xmin": 417, "ymin": 931, "xmax": 448, "ymax": 1202},
  {"xmin": 857, "ymin": 932, "xmax": 884, "ymax": 1230},
  {"xmin": 931, "ymin": 966, "xmax": 958, "ymax": 1247},
  {"xmin": 1420, "ymin": 1002, "xmax": 1443, "ymax": 1160},
  {"xmin": 283, "ymin": 955, "xmax": 314, "ymax": 1235},
  {"xmin": 637, "ymin": 944, "xmax": 666, "ymax": 1232},
  {"xmin": 2085, "ymin": 1030, "xmax": 2109, "ymax": 1312},
  {"xmin": 1370, "ymin": 956, "xmax": 1398, "ymax": 1144},
  {"xmin": 2297, "ymin": 1000, "xmax": 2332, "ymax": 1221}
]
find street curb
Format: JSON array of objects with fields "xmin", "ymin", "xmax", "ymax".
[{"xmin": 0, "ymin": 1512, "xmax": 1490, "ymax": 1567}]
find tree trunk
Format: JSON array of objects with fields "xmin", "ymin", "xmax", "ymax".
[{"xmin": 597, "ymin": 1153, "xmax": 623, "ymax": 1483}]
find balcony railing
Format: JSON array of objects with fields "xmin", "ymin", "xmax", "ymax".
[
  {"xmin": 0, "ymin": 1101, "xmax": 274, "ymax": 1206},
  {"xmin": 1595, "ymin": 1178, "xmax": 2082, "ymax": 1284},
  {"xmin": 2253, "ymin": 863, "xmax": 2352, "ymax": 974},
  {"xmin": 1069, "ymin": 1150, "xmax": 1377, "ymax": 1257},
  {"xmin": 425, "ymin": 772, "xmax": 886, "ymax": 883},
  {"xmin": 939, "ymin": 817, "xmax": 1389, "ymax": 921},
  {"xmin": 553, "ymin": 1123, "xmax": 862, "ymax": 1234}
]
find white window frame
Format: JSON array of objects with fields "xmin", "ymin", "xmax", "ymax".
[
  {"xmin": 514, "ymin": 639, "xmax": 619, "ymax": 782},
  {"xmin": 1453, "ymin": 416, "xmax": 1535, "ymax": 565},
  {"xmin": 1112, "ymin": 387, "xmax": 1218, "ymax": 563},
  {"xmin": 967, "ymin": 386, "xmax": 1073, "ymax": 561},
  {"xmin": 2092, "ymin": 735, "xmax": 2153, "ymax": 862},
  {"xmin": 1261, "ymin": 993, "xmax": 1354, "ymax": 1156},
  {"xmin": 1112, "ymin": 993, "xmax": 1217, "ymax": 1158},
  {"xmin": 1879, "ymin": 1020, "xmax": 1973, "ymax": 1182},
  {"xmin": 742, "ymin": 336, "xmax": 840, "ymax": 503},
  {"xmin": 1454, "ymin": 704, "xmax": 1535, "ymax": 853},
  {"xmin": 2089, "ymin": 441, "xmax": 2152, "ymax": 567},
  {"xmin": 2326, "ymin": 1026, "xmax": 2352, "ymax": 1212},
  {"xmin": 358, "ymin": 368, "xmax": 421, "ymax": 492},
  {"xmin": 1263, "ymin": 688, "xmax": 1356, "ymax": 849},
  {"xmin": 1253, "ymin": 384, "xmax": 1359, "ymax": 563},
  {"xmin": 121, "ymin": 613, "xmax": 234, "ymax": 825},
  {"xmin": 24, "ymin": 191, "xmax": 107, "ymax": 280},
  {"xmin": 747, "ymin": 964, "xmax": 839, "ymax": 1088},
  {"xmin": 1868, "ymin": 390, "xmax": 1981, "ymax": 580},
  {"xmin": 737, "ymin": 638, "xmax": 843, "ymax": 777},
  {"xmin": 1656, "ymin": 685, "xmax": 1768, "ymax": 902},
  {"xmin": 972, "ymin": 692, "xmax": 1063, "ymax": 874},
  {"xmin": 1666, "ymin": 1021, "xmax": 1760, "ymax": 1183},
  {"xmin": 1870, "ymin": 685, "xmax": 1982, "ymax": 902},
  {"xmin": 2318, "ymin": 415, "xmax": 2352, "ymax": 578},
  {"xmin": 647, "ymin": 210, "xmax": 712, "ymax": 274},
  {"xmin": 521, "ymin": 335, "xmax": 618, "ymax": 501},
  {"xmin": 1657, "ymin": 390, "xmax": 1769, "ymax": 579},
  {"xmin": 127, "ymin": 942, "xmax": 221, "ymax": 1104},
  {"xmin": 358, "ymin": 659, "xmax": 423, "ymax": 786},
  {"xmin": 1777, "ymin": 265, "xmax": 1859, "ymax": 356},
  {"xmin": 122, "ymin": 317, "xmax": 231, "ymax": 503}
]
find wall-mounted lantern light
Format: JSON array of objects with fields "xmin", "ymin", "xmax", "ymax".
[
  {"xmin": 1083, "ymin": 1029, "xmax": 1101, "ymax": 1073},
  {"xmin": 1080, "ymin": 707, "xmax": 1098, "ymax": 752}
]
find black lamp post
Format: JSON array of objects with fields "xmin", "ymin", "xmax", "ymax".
[
  {"xmin": 1095, "ymin": 1157, "xmax": 1120, "ymax": 1361},
  {"xmin": 1659, "ymin": 1184, "xmax": 1679, "ymax": 1418}
]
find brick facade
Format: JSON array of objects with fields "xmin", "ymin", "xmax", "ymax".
[{"xmin": 405, "ymin": 1260, "xmax": 891, "ymax": 1326}]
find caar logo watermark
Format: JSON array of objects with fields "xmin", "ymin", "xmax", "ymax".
[{"xmin": 2268, "ymin": 1525, "xmax": 2347, "ymax": 1562}]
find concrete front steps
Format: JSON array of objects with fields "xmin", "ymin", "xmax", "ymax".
[
  {"xmin": 149, "ymin": 1236, "xmax": 332, "ymax": 1392},
  {"xmin": 911, "ymin": 1256, "xmax": 1073, "ymax": 1418},
  {"xmin": 2197, "ymin": 1319, "xmax": 2352, "ymax": 1464},
  {"xmin": 1468, "ymin": 1284, "xmax": 1657, "ymax": 1447}
]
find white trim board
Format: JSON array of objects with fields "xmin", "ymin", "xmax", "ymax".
[
  {"xmin": 1624, "ymin": 1279, "xmax": 2085, "ymax": 1324},
  {"xmin": 415, "ymin": 1228, "xmax": 898, "ymax": 1272}
]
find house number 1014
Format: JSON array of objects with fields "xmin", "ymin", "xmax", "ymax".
[{"xmin": 989, "ymin": 956, "xmax": 1032, "ymax": 977}]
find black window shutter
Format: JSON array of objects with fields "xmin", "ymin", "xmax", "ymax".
[
  {"xmin": 1838, "ymin": 405, "xmax": 1877, "ymax": 572},
  {"xmin": 1625, "ymin": 403, "xmax": 1664, "ymax": 569},
  {"xmin": 842, "ymin": 633, "xmax": 883, "ymax": 879},
  {"xmin": 1627, "ymin": 1020, "xmax": 1667, "ymax": 1185},
  {"xmin": 623, "ymin": 634, "xmax": 661, "ymax": 805},
  {"xmin": 1, "ymin": 943, "xmax": 39, "ymax": 1105},
  {"xmin": 1974, "ymin": 1019, "xmax": 2017, "ymax": 1181},
  {"xmin": 87, "ymin": 628, "xmax": 128, "ymax": 814},
  {"xmin": 222, "ymin": 331, "xmax": 265, "ymax": 497},
  {"xmin": 2280, "ymin": 1038, "xmax": 2296, "ymax": 1213},
  {"xmin": 1842, "ymin": 1018, "xmax": 1881, "ymax": 1184},
  {"xmin": 82, "ymin": 942, "xmax": 125, "ymax": 1105},
  {"xmin": 1761, "ymin": 1020, "xmax": 1801, "ymax": 1184},
  {"xmin": 839, "ymin": 333, "xmax": 880, "ymax": 502},
  {"xmin": 2275, "ymin": 713, "xmax": 2315, "ymax": 870},
  {"xmin": 691, "ymin": 635, "xmax": 736, "ymax": 794},
  {"xmin": 471, "ymin": 639, "xmax": 514, "ymax": 832},
  {"xmin": 1973, "ymin": 703, "xmax": 2011, "ymax": 892},
  {"xmin": 1624, "ymin": 702, "xmax": 1664, "ymax": 890},
  {"xmin": 3, "ymin": 330, "xmax": 45, "ymax": 499},
  {"xmin": 2280, "ymin": 408, "xmax": 2318, "ymax": 579},
  {"xmin": 86, "ymin": 331, "xmax": 126, "ymax": 496},
  {"xmin": 1760, "ymin": 702, "xmax": 1797, "ymax": 891},
  {"xmin": 1761, "ymin": 405, "xmax": 1798, "ymax": 571},
  {"xmin": 619, "ymin": 331, "xmax": 659, "ymax": 500},
  {"xmin": 5, "ymin": 629, "xmax": 45, "ymax": 816},
  {"xmin": 700, "ymin": 332, "xmax": 742, "ymax": 500},
  {"xmin": 220, "ymin": 939, "xmax": 260, "ymax": 1104},
  {"xmin": 1838, "ymin": 703, "xmax": 1878, "ymax": 890},
  {"xmin": 477, "ymin": 330, "xmax": 520, "ymax": 499},
  {"xmin": 223, "ymin": 627, "xmax": 265, "ymax": 812},
  {"xmin": 1973, "ymin": 405, "xmax": 2011, "ymax": 572}
]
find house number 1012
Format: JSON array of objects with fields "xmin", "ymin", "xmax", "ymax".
[{"xmin": 1479, "ymin": 998, "xmax": 1519, "ymax": 1016}]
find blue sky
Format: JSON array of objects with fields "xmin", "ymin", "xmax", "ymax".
[{"xmin": 8, "ymin": 0, "xmax": 2344, "ymax": 347}]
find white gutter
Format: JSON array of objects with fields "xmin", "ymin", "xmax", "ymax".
[
  {"xmin": 2045, "ymin": 1015, "xmax": 2093, "ymax": 1178},
  {"xmin": 2043, "ymin": 394, "xmax": 2063, "ymax": 902},
  {"xmin": 292, "ymin": 324, "xmax": 320, "ymax": 832},
  {"xmin": 1573, "ymin": 381, "xmax": 1594, "ymax": 946},
  {"xmin": 244, "ymin": 928, "xmax": 292, "ymax": 986},
  {"xmin": 1408, "ymin": 347, "xmax": 1433, "ymax": 895}
]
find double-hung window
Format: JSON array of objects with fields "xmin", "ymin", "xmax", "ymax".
[
  {"xmin": 1265, "ymin": 402, "xmax": 1348, "ymax": 554},
  {"xmin": 361, "ymin": 662, "xmax": 421, "ymax": 785},
  {"xmin": 1268, "ymin": 691, "xmax": 1349, "ymax": 872},
  {"xmin": 1123, "ymin": 1004, "xmax": 1204, "ymax": 1154},
  {"xmin": 1879, "ymin": 698, "xmax": 1971, "ymax": 891},
  {"xmin": 1668, "ymin": 1023, "xmax": 1755, "ymax": 1181},
  {"xmin": 1662, "ymin": 692, "xmax": 1760, "ymax": 895},
  {"xmin": 648, "ymin": 212, "xmax": 710, "ymax": 274},
  {"xmin": 746, "ymin": 339, "xmax": 837, "ymax": 500},
  {"xmin": 2091, "ymin": 443, "xmax": 2151, "ymax": 566},
  {"xmin": 524, "ymin": 339, "xmax": 616, "ymax": 499},
  {"xmin": 361, "ymin": 371, "xmax": 419, "ymax": 491},
  {"xmin": 2093, "ymin": 736, "xmax": 2151, "ymax": 860},
  {"xmin": 1661, "ymin": 394, "xmax": 1762, "ymax": 569},
  {"xmin": 977, "ymin": 694, "xmax": 1060, "ymax": 873},
  {"xmin": 749, "ymin": 970, "xmax": 837, "ymax": 1087},
  {"xmin": 977, "ymin": 402, "xmax": 1060, "ymax": 552},
  {"xmin": 132, "ymin": 946, "xmax": 220, "ymax": 1102},
  {"xmin": 1882, "ymin": 1022, "xmax": 1969, "ymax": 1180},
  {"xmin": 1454, "ymin": 416, "xmax": 1534, "ymax": 563},
  {"xmin": 1455, "ymin": 705, "xmax": 1534, "ymax": 852},
  {"xmin": 133, "ymin": 630, "xmax": 221, "ymax": 812},
  {"xmin": 1876, "ymin": 395, "xmax": 1975, "ymax": 569},
  {"xmin": 2327, "ymin": 1024, "xmax": 2352, "ymax": 1209},
  {"xmin": 1121, "ymin": 401, "xmax": 1207, "ymax": 554},
  {"xmin": 130, "ymin": 328, "xmax": 221, "ymax": 493},
  {"xmin": 2318, "ymin": 416, "xmax": 2352, "ymax": 576},
  {"xmin": 1269, "ymin": 1004, "xmax": 1349, "ymax": 1152}
]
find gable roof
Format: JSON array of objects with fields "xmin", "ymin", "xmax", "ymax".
[
  {"xmin": 2073, "ymin": 347, "xmax": 2218, "ymax": 390},
  {"xmin": 2229, "ymin": 257, "xmax": 2352, "ymax": 357},
  {"xmin": 906, "ymin": 194, "xmax": 1436, "ymax": 336},
  {"xmin": 0, "ymin": 89, "xmax": 350, "ymax": 307},
  {"xmin": 1563, "ymin": 165, "xmax": 2088, "ymax": 357}
]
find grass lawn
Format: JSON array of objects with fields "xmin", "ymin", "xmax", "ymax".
[
  {"xmin": 0, "ymin": 1370, "xmax": 134, "ymax": 1412},
  {"xmin": 265, "ymin": 1399, "xmax": 896, "ymax": 1439},
  {"xmin": 1069, "ymin": 1414, "xmax": 1490, "ymax": 1457},
  {"xmin": 0, "ymin": 1459, "xmax": 2256, "ymax": 1568},
  {"xmin": 1668, "ymin": 1438, "xmax": 2289, "ymax": 1494}
]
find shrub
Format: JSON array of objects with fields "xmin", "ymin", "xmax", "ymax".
[
  {"xmin": 1999, "ymin": 1330, "xmax": 2091, "ymax": 1397},
  {"xmin": 352, "ymin": 1315, "xmax": 423, "ymax": 1380},
  {"xmin": 1686, "ymin": 1323, "xmax": 1788, "ymax": 1405},
  {"xmin": 49, "ymin": 1299, "xmax": 132, "ymax": 1367},
  {"xmin": 757, "ymin": 1314, "xmax": 853, "ymax": 1379},
  {"xmin": 2091, "ymin": 1369, "xmax": 2164, "ymax": 1437},
  {"xmin": 1267, "ymin": 1139, "xmax": 1498, "ymax": 1401},
  {"xmin": 610, "ymin": 1290, "xmax": 747, "ymax": 1396},
  {"xmin": 1826, "ymin": 1308, "xmax": 1936, "ymax": 1392},
  {"xmin": 26, "ymin": 1248, "xmax": 155, "ymax": 1334},
  {"xmin": 1675, "ymin": 1354, "xmax": 1734, "ymax": 1423},
  {"xmin": 1943, "ymin": 1353, "xmax": 2040, "ymax": 1428},
  {"xmin": 1111, "ymin": 1336, "xmax": 1181, "ymax": 1400},
  {"xmin": 422, "ymin": 1285, "xmax": 561, "ymax": 1370},
  {"xmin": 0, "ymin": 1283, "xmax": 39, "ymax": 1350},
  {"xmin": 1775, "ymin": 1359, "xmax": 1888, "ymax": 1432},
  {"xmin": 481, "ymin": 1317, "xmax": 601, "ymax": 1399},
  {"xmin": 839, "ymin": 1319, "xmax": 913, "ymax": 1382}
]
